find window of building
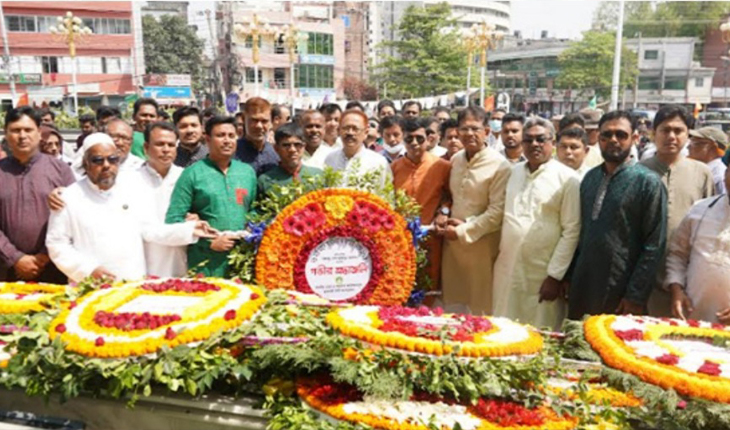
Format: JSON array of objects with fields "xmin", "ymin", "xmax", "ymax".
[
  {"xmin": 245, "ymin": 36, "xmax": 262, "ymax": 49},
  {"xmin": 694, "ymin": 77, "xmax": 705, "ymax": 87},
  {"xmin": 274, "ymin": 34, "xmax": 286, "ymax": 54},
  {"xmin": 295, "ymin": 64, "xmax": 334, "ymax": 88},
  {"xmin": 663, "ymin": 77, "xmax": 686, "ymax": 90},
  {"xmin": 274, "ymin": 68, "xmax": 287, "ymax": 88},
  {"xmin": 6, "ymin": 15, "xmax": 36, "ymax": 32},
  {"xmin": 637, "ymin": 76, "xmax": 660, "ymax": 90},
  {"xmin": 644, "ymin": 50, "xmax": 659, "ymax": 60},
  {"xmin": 245, "ymin": 67, "xmax": 263, "ymax": 83},
  {"xmin": 5, "ymin": 15, "xmax": 130, "ymax": 34},
  {"xmin": 41, "ymin": 56, "xmax": 59, "ymax": 74},
  {"xmin": 305, "ymin": 32, "xmax": 333, "ymax": 56}
]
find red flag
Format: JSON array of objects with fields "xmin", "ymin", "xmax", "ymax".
[
  {"xmin": 16, "ymin": 93, "xmax": 28, "ymax": 107},
  {"xmin": 484, "ymin": 95, "xmax": 495, "ymax": 111}
]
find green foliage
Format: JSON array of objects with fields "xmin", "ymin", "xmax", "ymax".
[
  {"xmin": 371, "ymin": 2, "xmax": 467, "ymax": 98},
  {"xmin": 142, "ymin": 15, "xmax": 205, "ymax": 93},
  {"xmin": 50, "ymin": 106, "xmax": 95, "ymax": 130},
  {"xmin": 556, "ymin": 31, "xmax": 639, "ymax": 100}
]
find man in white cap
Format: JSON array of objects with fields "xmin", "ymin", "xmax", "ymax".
[
  {"xmin": 46, "ymin": 133, "xmax": 215, "ymax": 282},
  {"xmin": 688, "ymin": 126, "xmax": 728, "ymax": 195}
]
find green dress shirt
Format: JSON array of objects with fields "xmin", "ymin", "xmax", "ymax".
[
  {"xmin": 166, "ymin": 157, "xmax": 257, "ymax": 277},
  {"xmin": 131, "ymin": 131, "xmax": 147, "ymax": 160},
  {"xmin": 257, "ymin": 164, "xmax": 323, "ymax": 197}
]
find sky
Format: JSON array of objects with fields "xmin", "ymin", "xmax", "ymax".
[{"xmin": 511, "ymin": 0, "xmax": 600, "ymax": 40}]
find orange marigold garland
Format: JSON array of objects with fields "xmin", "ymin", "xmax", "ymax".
[
  {"xmin": 584, "ymin": 315, "xmax": 730, "ymax": 404},
  {"xmin": 297, "ymin": 376, "xmax": 578, "ymax": 430},
  {"xmin": 327, "ymin": 305, "xmax": 543, "ymax": 358},
  {"xmin": 256, "ymin": 189, "xmax": 416, "ymax": 305},
  {"xmin": 48, "ymin": 278, "xmax": 266, "ymax": 359}
]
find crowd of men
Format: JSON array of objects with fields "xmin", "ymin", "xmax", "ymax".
[{"xmin": 0, "ymin": 95, "xmax": 729, "ymax": 329}]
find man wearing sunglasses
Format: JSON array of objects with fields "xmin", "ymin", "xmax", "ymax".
[
  {"xmin": 0, "ymin": 107, "xmax": 75, "ymax": 283},
  {"xmin": 640, "ymin": 105, "xmax": 715, "ymax": 317},
  {"xmin": 392, "ymin": 118, "xmax": 451, "ymax": 295},
  {"xmin": 568, "ymin": 110, "xmax": 667, "ymax": 319},
  {"xmin": 492, "ymin": 117, "xmax": 580, "ymax": 331},
  {"xmin": 46, "ymin": 133, "xmax": 215, "ymax": 282},
  {"xmin": 258, "ymin": 123, "xmax": 322, "ymax": 197}
]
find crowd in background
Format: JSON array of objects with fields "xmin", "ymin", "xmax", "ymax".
[{"xmin": 1, "ymin": 96, "xmax": 729, "ymax": 328}]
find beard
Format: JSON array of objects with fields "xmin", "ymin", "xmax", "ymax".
[{"xmin": 601, "ymin": 147, "xmax": 631, "ymax": 164}]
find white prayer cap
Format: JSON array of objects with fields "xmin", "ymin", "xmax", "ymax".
[{"xmin": 72, "ymin": 132, "xmax": 118, "ymax": 176}]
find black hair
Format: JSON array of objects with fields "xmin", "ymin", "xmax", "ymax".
[
  {"xmin": 5, "ymin": 106, "xmax": 41, "ymax": 129},
  {"xmin": 493, "ymin": 108, "xmax": 507, "ymax": 115},
  {"xmin": 96, "ymin": 105, "xmax": 120, "ymax": 122},
  {"xmin": 653, "ymin": 104, "xmax": 694, "ymax": 130},
  {"xmin": 234, "ymin": 112, "xmax": 244, "ymax": 120},
  {"xmin": 557, "ymin": 127, "xmax": 589, "ymax": 147},
  {"xmin": 433, "ymin": 106, "xmax": 450, "ymax": 116},
  {"xmin": 274, "ymin": 122, "xmax": 305, "ymax": 144},
  {"xmin": 173, "ymin": 106, "xmax": 202, "ymax": 125},
  {"xmin": 79, "ymin": 113, "xmax": 96, "ymax": 125},
  {"xmin": 402, "ymin": 117, "xmax": 429, "ymax": 134},
  {"xmin": 377, "ymin": 100, "xmax": 396, "ymax": 114},
  {"xmin": 133, "ymin": 97, "xmax": 159, "ymax": 116},
  {"xmin": 439, "ymin": 118, "xmax": 459, "ymax": 140},
  {"xmin": 157, "ymin": 109, "xmax": 170, "ymax": 121},
  {"xmin": 271, "ymin": 104, "xmax": 290, "ymax": 121},
  {"xmin": 345, "ymin": 101, "xmax": 365, "ymax": 111},
  {"xmin": 144, "ymin": 121, "xmax": 179, "ymax": 143},
  {"xmin": 457, "ymin": 106, "xmax": 487, "ymax": 126},
  {"xmin": 402, "ymin": 100, "xmax": 422, "ymax": 112},
  {"xmin": 318, "ymin": 103, "xmax": 342, "ymax": 116},
  {"xmin": 202, "ymin": 107, "xmax": 218, "ymax": 118},
  {"xmin": 38, "ymin": 107, "xmax": 55, "ymax": 120},
  {"xmin": 559, "ymin": 113, "xmax": 584, "ymax": 131},
  {"xmin": 379, "ymin": 115, "xmax": 405, "ymax": 133},
  {"xmin": 599, "ymin": 110, "xmax": 638, "ymax": 133},
  {"xmin": 502, "ymin": 112, "xmax": 524, "ymax": 126},
  {"xmin": 205, "ymin": 115, "xmax": 236, "ymax": 136}
]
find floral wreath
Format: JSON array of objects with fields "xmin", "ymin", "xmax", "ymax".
[
  {"xmin": 255, "ymin": 189, "xmax": 416, "ymax": 305},
  {"xmin": 297, "ymin": 375, "xmax": 578, "ymax": 430},
  {"xmin": 327, "ymin": 305, "xmax": 544, "ymax": 358},
  {"xmin": 584, "ymin": 314, "xmax": 730, "ymax": 404},
  {"xmin": 49, "ymin": 278, "xmax": 266, "ymax": 359},
  {"xmin": 0, "ymin": 282, "xmax": 66, "ymax": 315}
]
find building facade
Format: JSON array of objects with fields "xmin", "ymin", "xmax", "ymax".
[{"xmin": 0, "ymin": 1, "xmax": 141, "ymax": 110}]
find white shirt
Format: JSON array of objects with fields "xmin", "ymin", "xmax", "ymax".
[
  {"xmin": 302, "ymin": 144, "xmax": 333, "ymax": 170},
  {"xmin": 429, "ymin": 145, "xmax": 448, "ymax": 157},
  {"xmin": 324, "ymin": 145, "xmax": 392, "ymax": 190},
  {"xmin": 323, "ymin": 137, "xmax": 343, "ymax": 150},
  {"xmin": 665, "ymin": 195, "xmax": 730, "ymax": 323},
  {"xmin": 126, "ymin": 164, "xmax": 188, "ymax": 278},
  {"xmin": 708, "ymin": 157, "xmax": 727, "ymax": 195},
  {"xmin": 46, "ymin": 176, "xmax": 197, "ymax": 282}
]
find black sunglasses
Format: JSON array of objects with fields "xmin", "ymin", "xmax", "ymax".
[
  {"xmin": 600, "ymin": 130, "xmax": 631, "ymax": 141},
  {"xmin": 89, "ymin": 155, "xmax": 121, "ymax": 166},
  {"xmin": 404, "ymin": 135, "xmax": 426, "ymax": 144},
  {"xmin": 522, "ymin": 135, "xmax": 549, "ymax": 145}
]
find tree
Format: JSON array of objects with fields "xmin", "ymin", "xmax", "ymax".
[
  {"xmin": 341, "ymin": 77, "xmax": 379, "ymax": 101},
  {"xmin": 142, "ymin": 15, "xmax": 205, "ymax": 93},
  {"xmin": 371, "ymin": 2, "xmax": 466, "ymax": 99},
  {"xmin": 556, "ymin": 31, "xmax": 638, "ymax": 101}
]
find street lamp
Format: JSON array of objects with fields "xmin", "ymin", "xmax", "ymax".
[
  {"xmin": 234, "ymin": 14, "xmax": 277, "ymax": 97},
  {"xmin": 720, "ymin": 19, "xmax": 730, "ymax": 107},
  {"xmin": 466, "ymin": 21, "xmax": 503, "ymax": 108},
  {"xmin": 463, "ymin": 35, "xmax": 477, "ymax": 106},
  {"xmin": 50, "ymin": 12, "xmax": 92, "ymax": 114},
  {"xmin": 280, "ymin": 23, "xmax": 308, "ymax": 102}
]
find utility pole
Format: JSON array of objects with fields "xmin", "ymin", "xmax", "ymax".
[
  {"xmin": 0, "ymin": 1, "xmax": 16, "ymax": 106},
  {"xmin": 609, "ymin": 0, "xmax": 625, "ymax": 111},
  {"xmin": 633, "ymin": 32, "xmax": 641, "ymax": 109},
  {"xmin": 50, "ymin": 12, "xmax": 92, "ymax": 114}
]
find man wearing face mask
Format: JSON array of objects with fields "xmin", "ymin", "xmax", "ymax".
[
  {"xmin": 487, "ymin": 109, "xmax": 505, "ymax": 153},
  {"xmin": 378, "ymin": 115, "xmax": 406, "ymax": 163}
]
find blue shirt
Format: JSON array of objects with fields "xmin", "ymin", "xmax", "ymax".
[{"xmin": 235, "ymin": 137, "xmax": 280, "ymax": 176}]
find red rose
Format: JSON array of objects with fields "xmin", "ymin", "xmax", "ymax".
[
  {"xmin": 224, "ymin": 310, "xmax": 237, "ymax": 321},
  {"xmin": 55, "ymin": 324, "xmax": 66, "ymax": 333},
  {"xmin": 165, "ymin": 327, "xmax": 176, "ymax": 340},
  {"xmin": 95, "ymin": 337, "xmax": 105, "ymax": 347}
]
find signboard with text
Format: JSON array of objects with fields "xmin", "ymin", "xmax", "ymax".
[
  {"xmin": 142, "ymin": 86, "xmax": 192, "ymax": 99},
  {"xmin": 304, "ymin": 237, "xmax": 372, "ymax": 301},
  {"xmin": 0, "ymin": 74, "xmax": 41, "ymax": 85},
  {"xmin": 143, "ymin": 74, "xmax": 191, "ymax": 87}
]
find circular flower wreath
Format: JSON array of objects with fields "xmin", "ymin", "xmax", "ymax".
[
  {"xmin": 0, "ymin": 282, "xmax": 66, "ymax": 315},
  {"xmin": 49, "ymin": 278, "xmax": 266, "ymax": 359},
  {"xmin": 256, "ymin": 189, "xmax": 416, "ymax": 305},
  {"xmin": 297, "ymin": 375, "xmax": 578, "ymax": 430},
  {"xmin": 584, "ymin": 314, "xmax": 730, "ymax": 404}
]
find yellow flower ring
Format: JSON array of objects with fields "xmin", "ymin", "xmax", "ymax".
[
  {"xmin": 297, "ymin": 376, "xmax": 578, "ymax": 430},
  {"xmin": 546, "ymin": 378, "xmax": 643, "ymax": 408},
  {"xmin": 48, "ymin": 278, "xmax": 266, "ymax": 359},
  {"xmin": 0, "ymin": 282, "xmax": 66, "ymax": 315},
  {"xmin": 255, "ymin": 189, "xmax": 416, "ymax": 305},
  {"xmin": 584, "ymin": 315, "xmax": 730, "ymax": 403},
  {"xmin": 327, "ymin": 306, "xmax": 543, "ymax": 358}
]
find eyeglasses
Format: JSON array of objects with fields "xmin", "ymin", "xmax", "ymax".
[
  {"xmin": 522, "ymin": 135, "xmax": 550, "ymax": 145},
  {"xmin": 88, "ymin": 155, "xmax": 121, "ymax": 166},
  {"xmin": 108, "ymin": 133, "xmax": 132, "ymax": 142},
  {"xmin": 458, "ymin": 126, "xmax": 483, "ymax": 134},
  {"xmin": 599, "ymin": 130, "xmax": 631, "ymax": 141},
  {"xmin": 404, "ymin": 135, "xmax": 426, "ymax": 144},
  {"xmin": 279, "ymin": 141, "xmax": 306, "ymax": 150}
]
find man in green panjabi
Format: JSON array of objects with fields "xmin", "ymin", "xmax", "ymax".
[
  {"xmin": 568, "ymin": 110, "xmax": 667, "ymax": 320},
  {"xmin": 130, "ymin": 98, "xmax": 159, "ymax": 160},
  {"xmin": 166, "ymin": 116, "xmax": 257, "ymax": 277},
  {"xmin": 257, "ymin": 122, "xmax": 322, "ymax": 197}
]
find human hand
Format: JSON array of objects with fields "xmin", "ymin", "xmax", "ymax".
[
  {"xmin": 90, "ymin": 266, "xmax": 116, "ymax": 280},
  {"xmin": 193, "ymin": 221, "xmax": 219, "ymax": 239},
  {"xmin": 13, "ymin": 255, "xmax": 41, "ymax": 280},
  {"xmin": 538, "ymin": 276, "xmax": 562, "ymax": 303},
  {"xmin": 185, "ymin": 213, "xmax": 200, "ymax": 222},
  {"xmin": 447, "ymin": 218, "xmax": 465, "ymax": 227},
  {"xmin": 616, "ymin": 298, "xmax": 644, "ymax": 315},
  {"xmin": 443, "ymin": 225, "xmax": 459, "ymax": 241},
  {"xmin": 210, "ymin": 234, "xmax": 236, "ymax": 252},
  {"xmin": 716, "ymin": 307, "xmax": 730, "ymax": 325},
  {"xmin": 47, "ymin": 187, "xmax": 66, "ymax": 211},
  {"xmin": 670, "ymin": 283, "xmax": 693, "ymax": 320}
]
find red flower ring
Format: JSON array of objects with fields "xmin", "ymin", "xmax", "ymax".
[
  {"xmin": 293, "ymin": 226, "xmax": 384, "ymax": 304},
  {"xmin": 376, "ymin": 306, "xmax": 494, "ymax": 342}
]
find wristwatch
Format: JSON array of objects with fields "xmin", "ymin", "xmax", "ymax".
[{"xmin": 439, "ymin": 207, "xmax": 450, "ymax": 216}]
